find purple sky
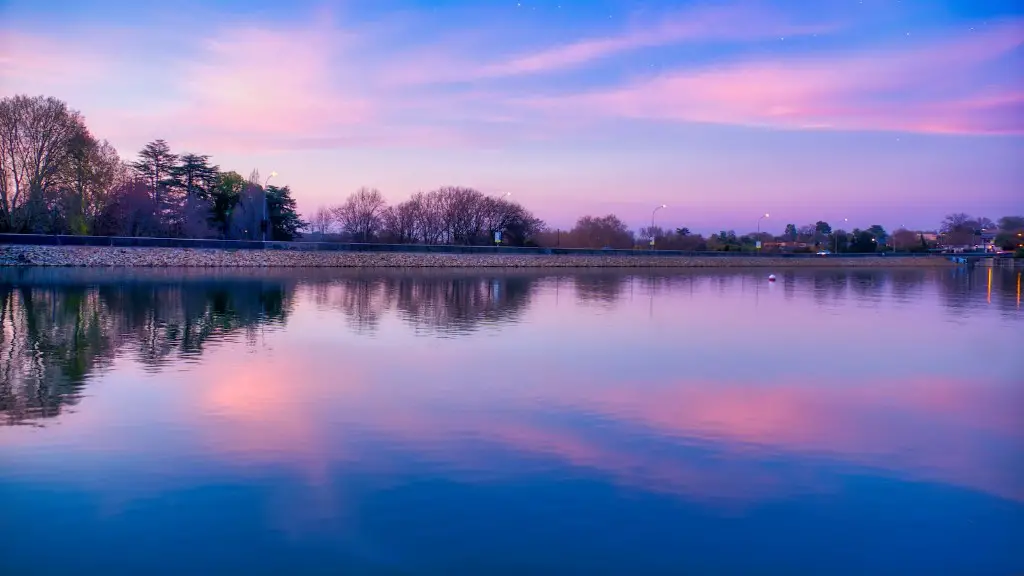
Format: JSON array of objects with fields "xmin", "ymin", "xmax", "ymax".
[{"xmin": 1, "ymin": 0, "xmax": 1021, "ymax": 232}]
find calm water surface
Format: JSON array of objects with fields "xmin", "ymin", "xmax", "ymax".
[{"xmin": 1, "ymin": 267, "xmax": 1021, "ymax": 575}]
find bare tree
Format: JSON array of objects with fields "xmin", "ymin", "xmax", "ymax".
[
  {"xmin": 941, "ymin": 213, "xmax": 979, "ymax": 246},
  {"xmin": 564, "ymin": 215, "xmax": 634, "ymax": 249},
  {"xmin": 0, "ymin": 95, "xmax": 89, "ymax": 232},
  {"xmin": 333, "ymin": 187, "xmax": 387, "ymax": 242},
  {"xmin": 309, "ymin": 206, "xmax": 335, "ymax": 236}
]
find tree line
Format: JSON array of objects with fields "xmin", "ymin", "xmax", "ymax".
[
  {"xmin": 4, "ymin": 94, "xmax": 1021, "ymax": 253},
  {"xmin": 0, "ymin": 95, "xmax": 304, "ymax": 240}
]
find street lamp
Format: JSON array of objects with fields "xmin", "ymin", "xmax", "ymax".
[
  {"xmin": 756, "ymin": 213, "xmax": 769, "ymax": 253},
  {"xmin": 651, "ymin": 204, "xmax": 667, "ymax": 250},
  {"xmin": 893, "ymin": 224, "xmax": 904, "ymax": 254},
  {"xmin": 834, "ymin": 217, "xmax": 848, "ymax": 253},
  {"xmin": 262, "ymin": 171, "xmax": 277, "ymax": 242}
]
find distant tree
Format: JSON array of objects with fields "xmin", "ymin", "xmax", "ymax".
[
  {"xmin": 93, "ymin": 179, "xmax": 160, "ymax": 237},
  {"xmin": 266, "ymin": 185, "xmax": 305, "ymax": 241},
  {"xmin": 941, "ymin": 213, "xmax": 979, "ymax": 246},
  {"xmin": 382, "ymin": 195, "xmax": 426, "ymax": 244},
  {"xmin": 849, "ymin": 229, "xmax": 879, "ymax": 253},
  {"xmin": 997, "ymin": 216, "xmax": 1024, "ymax": 232},
  {"xmin": 57, "ymin": 129, "xmax": 124, "ymax": 235},
  {"xmin": 815, "ymin": 221, "xmax": 832, "ymax": 235},
  {"xmin": 676, "ymin": 227, "xmax": 690, "ymax": 236},
  {"xmin": 309, "ymin": 206, "xmax": 335, "ymax": 236},
  {"xmin": 0, "ymin": 95, "xmax": 88, "ymax": 232},
  {"xmin": 784, "ymin": 223, "xmax": 798, "ymax": 241},
  {"xmin": 867, "ymin": 224, "xmax": 887, "ymax": 244},
  {"xmin": 993, "ymin": 216, "xmax": 1023, "ymax": 249},
  {"xmin": 566, "ymin": 215, "xmax": 633, "ymax": 249},
  {"xmin": 830, "ymin": 229, "xmax": 850, "ymax": 253},
  {"xmin": 638, "ymin": 225, "xmax": 666, "ymax": 246},
  {"xmin": 210, "ymin": 171, "xmax": 245, "ymax": 238},
  {"xmin": 488, "ymin": 199, "xmax": 544, "ymax": 246},
  {"xmin": 334, "ymin": 187, "xmax": 387, "ymax": 242},
  {"xmin": 893, "ymin": 228, "xmax": 919, "ymax": 251},
  {"xmin": 180, "ymin": 194, "xmax": 217, "ymax": 238},
  {"xmin": 170, "ymin": 153, "xmax": 219, "ymax": 201},
  {"xmin": 131, "ymin": 139, "xmax": 177, "ymax": 209}
]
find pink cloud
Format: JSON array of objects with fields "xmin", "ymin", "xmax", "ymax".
[
  {"xmin": 382, "ymin": 3, "xmax": 832, "ymax": 84},
  {"xmin": 0, "ymin": 30, "xmax": 112, "ymax": 88},
  {"xmin": 520, "ymin": 20, "xmax": 1024, "ymax": 135}
]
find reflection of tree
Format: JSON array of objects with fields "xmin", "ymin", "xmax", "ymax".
[
  {"xmin": 0, "ymin": 274, "xmax": 292, "ymax": 425},
  {"xmin": 574, "ymin": 274, "xmax": 628, "ymax": 306},
  {"xmin": 392, "ymin": 274, "xmax": 534, "ymax": 335},
  {"xmin": 311, "ymin": 272, "xmax": 537, "ymax": 336}
]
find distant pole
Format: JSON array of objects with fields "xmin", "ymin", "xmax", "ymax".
[
  {"xmin": 834, "ymin": 217, "xmax": 848, "ymax": 253},
  {"xmin": 262, "ymin": 171, "xmax": 277, "ymax": 242},
  {"xmin": 757, "ymin": 213, "xmax": 769, "ymax": 254},
  {"xmin": 651, "ymin": 204, "xmax": 666, "ymax": 250}
]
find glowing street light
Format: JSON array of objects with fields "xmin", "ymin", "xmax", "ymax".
[
  {"xmin": 262, "ymin": 171, "xmax": 277, "ymax": 242},
  {"xmin": 756, "ymin": 213, "xmax": 769, "ymax": 253},
  {"xmin": 651, "ymin": 204, "xmax": 667, "ymax": 250},
  {"xmin": 834, "ymin": 217, "xmax": 849, "ymax": 253}
]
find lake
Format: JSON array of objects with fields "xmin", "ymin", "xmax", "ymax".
[{"xmin": 1, "ymin": 267, "xmax": 1021, "ymax": 575}]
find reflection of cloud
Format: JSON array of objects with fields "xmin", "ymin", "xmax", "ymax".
[
  {"xmin": 539, "ymin": 378, "xmax": 1024, "ymax": 502},
  {"xmin": 183, "ymin": 344, "xmax": 1024, "ymax": 506}
]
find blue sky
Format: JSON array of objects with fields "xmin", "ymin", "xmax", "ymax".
[{"xmin": 1, "ymin": 0, "xmax": 1021, "ymax": 231}]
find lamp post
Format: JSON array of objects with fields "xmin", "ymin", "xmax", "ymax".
[
  {"xmin": 756, "ymin": 212, "xmax": 769, "ymax": 253},
  {"xmin": 834, "ymin": 217, "xmax": 848, "ymax": 253},
  {"xmin": 651, "ymin": 204, "xmax": 666, "ymax": 250},
  {"xmin": 893, "ymin": 224, "xmax": 904, "ymax": 254},
  {"xmin": 262, "ymin": 171, "xmax": 277, "ymax": 242}
]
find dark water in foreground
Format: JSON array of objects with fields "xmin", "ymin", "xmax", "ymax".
[{"xmin": 0, "ymin": 267, "xmax": 1021, "ymax": 575}]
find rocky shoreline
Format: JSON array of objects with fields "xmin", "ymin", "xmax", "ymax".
[{"xmin": 0, "ymin": 245, "xmax": 955, "ymax": 268}]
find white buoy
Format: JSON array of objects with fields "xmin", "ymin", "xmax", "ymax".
[{"xmin": 768, "ymin": 274, "xmax": 776, "ymax": 282}]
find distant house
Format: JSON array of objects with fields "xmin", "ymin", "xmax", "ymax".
[{"xmin": 762, "ymin": 241, "xmax": 812, "ymax": 252}]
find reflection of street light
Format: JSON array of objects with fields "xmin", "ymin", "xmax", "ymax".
[
  {"xmin": 756, "ymin": 213, "xmax": 769, "ymax": 253},
  {"xmin": 262, "ymin": 171, "xmax": 277, "ymax": 242},
  {"xmin": 651, "ymin": 204, "xmax": 667, "ymax": 250}
]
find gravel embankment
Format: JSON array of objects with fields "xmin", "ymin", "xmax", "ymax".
[{"xmin": 0, "ymin": 245, "xmax": 954, "ymax": 268}]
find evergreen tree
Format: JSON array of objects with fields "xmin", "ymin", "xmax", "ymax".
[
  {"xmin": 266, "ymin": 185, "xmax": 307, "ymax": 241},
  {"xmin": 171, "ymin": 153, "xmax": 220, "ymax": 200},
  {"xmin": 131, "ymin": 139, "xmax": 178, "ymax": 207}
]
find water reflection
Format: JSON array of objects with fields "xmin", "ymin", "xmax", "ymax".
[
  {"xmin": 0, "ymin": 266, "xmax": 1021, "ymax": 573},
  {"xmin": 1, "ymin": 267, "xmax": 1021, "ymax": 428}
]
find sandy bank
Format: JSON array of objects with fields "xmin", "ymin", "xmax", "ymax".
[{"xmin": 0, "ymin": 245, "xmax": 955, "ymax": 268}]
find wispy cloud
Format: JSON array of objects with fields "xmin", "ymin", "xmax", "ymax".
[
  {"xmin": 518, "ymin": 20, "xmax": 1024, "ymax": 135},
  {"xmin": 473, "ymin": 3, "xmax": 831, "ymax": 79}
]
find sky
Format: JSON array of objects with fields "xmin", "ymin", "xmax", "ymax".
[{"xmin": 1, "ymin": 0, "xmax": 1021, "ymax": 233}]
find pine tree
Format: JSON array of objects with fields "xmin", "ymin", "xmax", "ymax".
[{"xmin": 131, "ymin": 139, "xmax": 178, "ymax": 209}]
